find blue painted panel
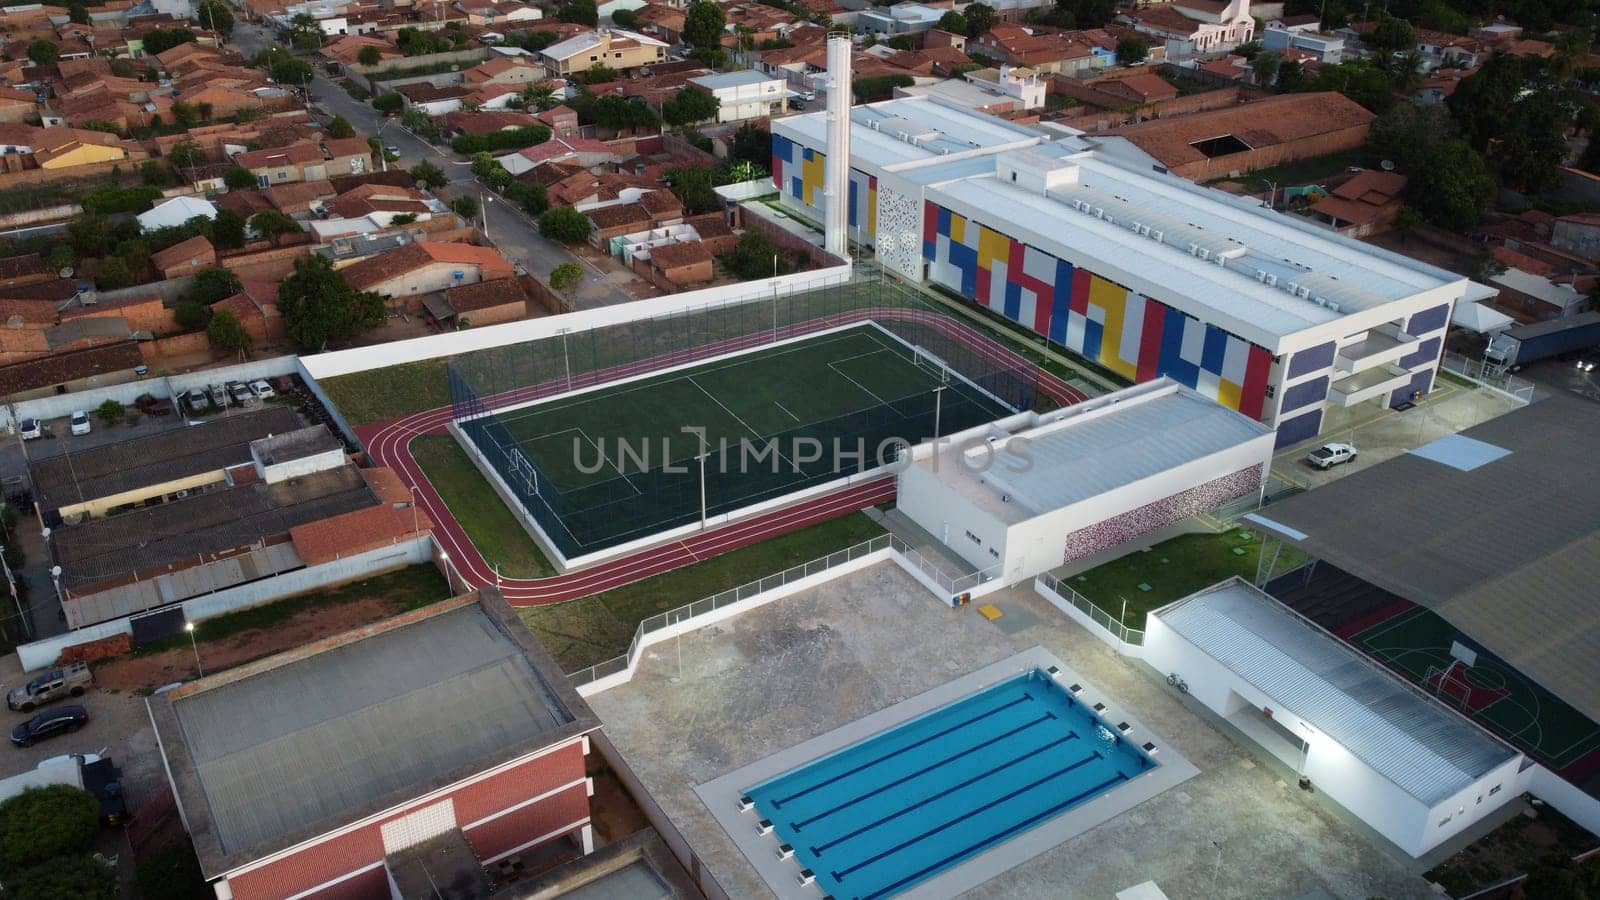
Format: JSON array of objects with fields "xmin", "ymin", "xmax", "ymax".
[
  {"xmin": 1003, "ymin": 279, "xmax": 1022, "ymax": 321},
  {"xmin": 1287, "ymin": 341, "xmax": 1336, "ymax": 378},
  {"xmin": 1082, "ymin": 317, "xmax": 1103, "ymax": 361},
  {"xmin": 1408, "ymin": 434, "xmax": 1511, "ymax": 470},
  {"xmin": 1398, "ymin": 336, "xmax": 1441, "ymax": 370},
  {"xmin": 1047, "ymin": 259, "xmax": 1074, "ymax": 344},
  {"xmin": 1158, "ymin": 306, "xmax": 1198, "ymax": 386},
  {"xmin": 1389, "ymin": 369, "xmax": 1434, "ymax": 409},
  {"xmin": 1280, "ymin": 375, "xmax": 1330, "ymax": 413},
  {"xmin": 1275, "ymin": 409, "xmax": 1323, "ymax": 448},
  {"xmin": 1201, "ymin": 327, "xmax": 1229, "ymax": 374},
  {"xmin": 1407, "ymin": 303, "xmax": 1450, "ymax": 336},
  {"xmin": 790, "ymin": 176, "xmax": 801, "ymax": 198},
  {"xmin": 947, "ymin": 240, "xmax": 978, "ymax": 297}
]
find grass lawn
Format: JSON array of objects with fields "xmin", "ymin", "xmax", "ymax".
[
  {"xmin": 412, "ymin": 434, "xmax": 555, "ymax": 578},
  {"xmin": 1069, "ymin": 527, "xmax": 1305, "ymax": 630},
  {"xmin": 319, "ymin": 358, "xmax": 450, "ymax": 427},
  {"xmin": 135, "ymin": 564, "xmax": 448, "ymax": 654},
  {"xmin": 1229, "ymin": 149, "xmax": 1374, "ymax": 193},
  {"xmin": 520, "ymin": 511, "xmax": 887, "ymax": 672},
  {"xmin": 1437, "ymin": 369, "xmax": 1480, "ymax": 390}
]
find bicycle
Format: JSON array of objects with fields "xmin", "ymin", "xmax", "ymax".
[{"xmin": 1166, "ymin": 672, "xmax": 1189, "ymax": 694}]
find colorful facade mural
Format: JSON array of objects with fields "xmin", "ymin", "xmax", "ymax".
[
  {"xmin": 771, "ymin": 134, "xmax": 877, "ymax": 236},
  {"xmin": 922, "ymin": 200, "xmax": 1274, "ymax": 420}
]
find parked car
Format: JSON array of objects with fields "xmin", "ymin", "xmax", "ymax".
[
  {"xmin": 17, "ymin": 419, "xmax": 40, "ymax": 440},
  {"xmin": 207, "ymin": 384, "xmax": 227, "ymax": 408},
  {"xmin": 185, "ymin": 388, "xmax": 209, "ymax": 412},
  {"xmin": 227, "ymin": 381, "xmax": 254, "ymax": 405},
  {"xmin": 1306, "ymin": 442, "xmax": 1358, "ymax": 470},
  {"xmin": 8, "ymin": 662, "xmax": 92, "ymax": 712},
  {"xmin": 81, "ymin": 757, "xmax": 128, "ymax": 826},
  {"xmin": 69, "ymin": 410, "xmax": 91, "ymax": 436},
  {"xmin": 384, "ymin": 144, "xmax": 400, "ymax": 155},
  {"xmin": 11, "ymin": 705, "xmax": 89, "ymax": 746},
  {"xmin": 249, "ymin": 379, "xmax": 276, "ymax": 399}
]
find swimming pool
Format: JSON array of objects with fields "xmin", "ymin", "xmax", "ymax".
[{"xmin": 744, "ymin": 667, "xmax": 1156, "ymax": 900}]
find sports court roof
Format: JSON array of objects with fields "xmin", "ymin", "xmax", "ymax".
[
  {"xmin": 152, "ymin": 591, "xmax": 599, "ymax": 877},
  {"xmin": 1245, "ymin": 395, "xmax": 1600, "ymax": 722},
  {"xmin": 1154, "ymin": 580, "xmax": 1515, "ymax": 806}
]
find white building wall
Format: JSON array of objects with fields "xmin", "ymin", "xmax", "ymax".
[
  {"xmin": 260, "ymin": 447, "xmax": 347, "ymax": 484},
  {"xmin": 894, "ymin": 460, "xmax": 1009, "ymax": 574}
]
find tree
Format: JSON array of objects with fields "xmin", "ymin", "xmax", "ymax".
[
  {"xmin": 410, "ymin": 159, "xmax": 448, "ymax": 190},
  {"xmin": 962, "ymin": 2, "xmax": 997, "ymax": 37},
  {"xmin": 175, "ymin": 297, "xmax": 208, "ymax": 330},
  {"xmin": 325, "ymin": 115, "xmax": 355, "ymax": 139},
  {"xmin": 558, "ymin": 0, "xmax": 597, "ymax": 25},
  {"xmin": 612, "ymin": 7, "xmax": 639, "ymax": 28},
  {"xmin": 470, "ymin": 151, "xmax": 499, "ymax": 178},
  {"xmin": 26, "ymin": 38, "xmax": 59, "ymax": 65},
  {"xmin": 1250, "ymin": 52, "xmax": 1279, "ymax": 86},
  {"xmin": 372, "ymin": 92, "xmax": 403, "ymax": 115},
  {"xmin": 208, "ymin": 308, "xmax": 253, "ymax": 356},
  {"xmin": 211, "ymin": 209, "xmax": 246, "ymax": 249},
  {"xmin": 168, "ymin": 139, "xmax": 206, "ymax": 169},
  {"xmin": 1369, "ymin": 13, "xmax": 1416, "ymax": 53},
  {"xmin": 68, "ymin": 2, "xmax": 88, "ymax": 23},
  {"xmin": 663, "ymin": 87, "xmax": 720, "ymax": 127},
  {"xmin": 583, "ymin": 61, "xmax": 618, "ymax": 84},
  {"xmin": 723, "ymin": 228, "xmax": 784, "ymax": 280},
  {"xmin": 665, "ymin": 165, "xmax": 719, "ymax": 213},
  {"xmin": 1275, "ymin": 59, "xmax": 1305, "ymax": 92},
  {"xmin": 188, "ymin": 267, "xmax": 242, "ymax": 305},
  {"xmin": 249, "ymin": 210, "xmax": 301, "ymax": 243},
  {"xmin": 6, "ymin": 854, "xmax": 116, "ymax": 900},
  {"xmin": 1386, "ymin": 49, "xmax": 1424, "ymax": 94},
  {"xmin": 1309, "ymin": 58, "xmax": 1394, "ymax": 113},
  {"xmin": 538, "ymin": 206, "xmax": 590, "ymax": 243},
  {"xmin": 0, "ymin": 785, "xmax": 99, "ymax": 870},
  {"xmin": 549, "ymin": 262, "xmax": 582, "ymax": 291},
  {"xmin": 1448, "ymin": 54, "xmax": 1525, "ymax": 150},
  {"xmin": 1492, "ymin": 90, "xmax": 1572, "ymax": 194},
  {"xmin": 277, "ymin": 255, "xmax": 385, "ymax": 351},
  {"xmin": 451, "ymin": 195, "xmax": 480, "ymax": 219},
  {"xmin": 270, "ymin": 56, "xmax": 315, "ymax": 86},
  {"xmin": 937, "ymin": 10, "xmax": 967, "ymax": 33},
  {"xmin": 197, "ymin": 0, "xmax": 234, "ymax": 37},
  {"xmin": 731, "ymin": 122, "xmax": 771, "ymax": 168},
  {"xmin": 223, "ymin": 166, "xmax": 258, "ymax": 191},
  {"xmin": 143, "ymin": 28, "xmax": 198, "ymax": 55},
  {"xmin": 357, "ymin": 44, "xmax": 383, "ymax": 66},
  {"xmin": 140, "ymin": 160, "xmax": 172, "ymax": 186},
  {"xmin": 1406, "ymin": 139, "xmax": 1494, "ymax": 231},
  {"xmin": 683, "ymin": 0, "xmax": 726, "ymax": 49},
  {"xmin": 1392, "ymin": 204, "xmax": 1422, "ymax": 242},
  {"xmin": 289, "ymin": 12, "xmax": 322, "ymax": 49},
  {"xmin": 94, "ymin": 399, "xmax": 124, "ymax": 427},
  {"xmin": 521, "ymin": 83, "xmax": 557, "ymax": 111},
  {"xmin": 1114, "ymin": 36, "xmax": 1149, "ymax": 65}
]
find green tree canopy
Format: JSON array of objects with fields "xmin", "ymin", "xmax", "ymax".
[
  {"xmin": 665, "ymin": 166, "xmax": 720, "ymax": 214},
  {"xmin": 558, "ymin": 0, "xmax": 598, "ymax": 25},
  {"xmin": 325, "ymin": 115, "xmax": 356, "ymax": 138},
  {"xmin": 722, "ymin": 228, "xmax": 786, "ymax": 280},
  {"xmin": 222, "ymin": 166, "xmax": 258, "ymax": 191},
  {"xmin": 1115, "ymin": 36, "xmax": 1149, "ymax": 64},
  {"xmin": 663, "ymin": 87, "xmax": 720, "ymax": 127},
  {"xmin": 538, "ymin": 206, "xmax": 590, "ymax": 243},
  {"xmin": 937, "ymin": 10, "xmax": 966, "ymax": 33},
  {"xmin": 549, "ymin": 262, "xmax": 582, "ymax": 291},
  {"xmin": 0, "ymin": 785, "xmax": 99, "ymax": 870},
  {"xmin": 187, "ymin": 267, "xmax": 242, "ymax": 305},
  {"xmin": 249, "ymin": 209, "xmax": 302, "ymax": 243},
  {"xmin": 26, "ymin": 38, "xmax": 59, "ymax": 65},
  {"xmin": 1369, "ymin": 13, "xmax": 1417, "ymax": 53},
  {"xmin": 198, "ymin": 0, "xmax": 234, "ymax": 36},
  {"xmin": 1448, "ymin": 53, "xmax": 1526, "ymax": 150},
  {"xmin": 451, "ymin": 195, "xmax": 479, "ymax": 219},
  {"xmin": 731, "ymin": 122, "xmax": 771, "ymax": 168},
  {"xmin": 1307, "ymin": 58, "xmax": 1394, "ymax": 113},
  {"xmin": 208, "ymin": 308, "xmax": 253, "ymax": 356},
  {"xmin": 168, "ymin": 138, "xmax": 206, "ymax": 169},
  {"xmin": 143, "ymin": 28, "xmax": 197, "ymax": 55},
  {"xmin": 211, "ymin": 209, "xmax": 247, "ymax": 249},
  {"xmin": 962, "ymin": 2, "xmax": 997, "ymax": 37},
  {"xmin": 278, "ymin": 255, "xmax": 385, "ymax": 351},
  {"xmin": 372, "ymin": 92, "xmax": 403, "ymax": 114},
  {"xmin": 6, "ymin": 854, "xmax": 116, "ymax": 900},
  {"xmin": 357, "ymin": 44, "xmax": 383, "ymax": 66},
  {"xmin": 684, "ymin": 0, "xmax": 726, "ymax": 48},
  {"xmin": 1492, "ymin": 90, "xmax": 1573, "ymax": 194},
  {"xmin": 410, "ymin": 159, "xmax": 448, "ymax": 190},
  {"xmin": 1406, "ymin": 139, "xmax": 1494, "ymax": 232}
]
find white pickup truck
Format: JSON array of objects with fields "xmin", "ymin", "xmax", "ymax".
[{"xmin": 7, "ymin": 661, "xmax": 92, "ymax": 712}]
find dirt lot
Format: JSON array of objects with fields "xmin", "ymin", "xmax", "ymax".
[{"xmin": 92, "ymin": 595, "xmax": 398, "ymax": 692}]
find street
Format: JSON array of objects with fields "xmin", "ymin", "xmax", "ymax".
[{"xmin": 231, "ymin": 23, "xmax": 637, "ymax": 308}]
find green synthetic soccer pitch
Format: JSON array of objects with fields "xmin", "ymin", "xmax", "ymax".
[{"xmin": 473, "ymin": 324, "xmax": 1015, "ymax": 556}]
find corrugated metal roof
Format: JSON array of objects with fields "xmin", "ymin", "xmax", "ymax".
[
  {"xmin": 1156, "ymin": 581, "xmax": 1514, "ymax": 805},
  {"xmin": 174, "ymin": 605, "xmax": 570, "ymax": 853},
  {"xmin": 982, "ymin": 383, "xmax": 1271, "ymax": 515}
]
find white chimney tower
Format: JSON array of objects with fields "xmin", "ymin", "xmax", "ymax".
[{"xmin": 823, "ymin": 35, "xmax": 852, "ymax": 259}]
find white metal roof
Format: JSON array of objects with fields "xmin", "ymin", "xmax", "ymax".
[
  {"xmin": 690, "ymin": 69, "xmax": 779, "ymax": 90},
  {"xmin": 136, "ymin": 196, "xmax": 218, "ymax": 231},
  {"xmin": 978, "ymin": 380, "xmax": 1271, "ymax": 515},
  {"xmin": 1154, "ymin": 580, "xmax": 1516, "ymax": 806},
  {"xmin": 542, "ymin": 27, "xmax": 665, "ymax": 60},
  {"xmin": 774, "ymin": 96, "xmax": 1042, "ymax": 172}
]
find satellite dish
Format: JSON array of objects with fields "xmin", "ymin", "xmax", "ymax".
[
  {"xmin": 59, "ymin": 267, "xmax": 73, "ymax": 278},
  {"xmin": 1380, "ymin": 159, "xmax": 1395, "ymax": 171}
]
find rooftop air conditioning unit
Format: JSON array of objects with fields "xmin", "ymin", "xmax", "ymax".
[
  {"xmin": 1198, "ymin": 248, "xmax": 1210, "ymax": 260},
  {"xmin": 1150, "ymin": 229, "xmax": 1163, "ymax": 243},
  {"xmin": 1214, "ymin": 255, "xmax": 1225, "ymax": 267},
  {"xmin": 1298, "ymin": 286, "xmax": 1312, "ymax": 299},
  {"xmin": 1327, "ymin": 301, "xmax": 1341, "ymax": 313},
  {"xmin": 1256, "ymin": 270, "xmax": 1268, "ymax": 282},
  {"xmin": 1315, "ymin": 296, "xmax": 1328, "ymax": 307},
  {"xmin": 1265, "ymin": 274, "xmax": 1277, "ymax": 287}
]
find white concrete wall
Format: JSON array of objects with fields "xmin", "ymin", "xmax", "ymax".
[
  {"xmin": 1528, "ymin": 763, "xmax": 1600, "ymax": 837},
  {"xmin": 16, "ymin": 537, "xmax": 431, "ymax": 671},
  {"xmin": 301, "ymin": 266, "xmax": 852, "ymax": 380},
  {"xmin": 3, "ymin": 356, "xmax": 300, "ymax": 431},
  {"xmin": 894, "ymin": 458, "xmax": 1009, "ymax": 574},
  {"xmin": 260, "ymin": 447, "xmax": 346, "ymax": 484}
]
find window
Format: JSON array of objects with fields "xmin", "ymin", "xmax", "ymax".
[
  {"xmin": 615, "ymin": 52, "xmax": 623, "ymax": 58},
  {"xmin": 1489, "ymin": 784, "xmax": 1502, "ymax": 796},
  {"xmin": 1438, "ymin": 815, "xmax": 1452, "ymax": 828}
]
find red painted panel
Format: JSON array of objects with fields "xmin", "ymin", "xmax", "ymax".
[
  {"xmin": 1239, "ymin": 344, "xmax": 1273, "ymax": 420},
  {"xmin": 1136, "ymin": 296, "xmax": 1164, "ymax": 382},
  {"xmin": 1069, "ymin": 267, "xmax": 1092, "ymax": 316},
  {"xmin": 771, "ymin": 154, "xmax": 782, "ymax": 190},
  {"xmin": 227, "ymin": 827, "xmax": 385, "ymax": 900},
  {"xmin": 450, "ymin": 742, "xmax": 586, "ymax": 824},
  {"xmin": 923, "ymin": 200, "xmax": 938, "ymax": 239}
]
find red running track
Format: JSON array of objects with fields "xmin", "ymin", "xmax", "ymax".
[{"xmin": 357, "ymin": 312, "xmax": 1087, "ymax": 606}]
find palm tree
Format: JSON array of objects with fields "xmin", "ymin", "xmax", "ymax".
[
  {"xmin": 521, "ymin": 83, "xmax": 557, "ymax": 111},
  {"xmin": 1387, "ymin": 49, "xmax": 1424, "ymax": 94}
]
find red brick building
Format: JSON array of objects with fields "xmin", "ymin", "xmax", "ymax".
[{"xmin": 150, "ymin": 590, "xmax": 601, "ymax": 900}]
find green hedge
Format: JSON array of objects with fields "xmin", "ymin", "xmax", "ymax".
[{"xmin": 450, "ymin": 124, "xmax": 552, "ymax": 155}]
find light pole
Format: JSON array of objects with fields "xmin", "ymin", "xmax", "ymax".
[
  {"xmin": 440, "ymin": 551, "xmax": 457, "ymax": 595},
  {"xmin": 185, "ymin": 622, "xmax": 203, "ymax": 677},
  {"xmin": 480, "ymin": 190, "xmax": 492, "ymax": 241},
  {"xmin": 932, "ymin": 385, "xmax": 945, "ymax": 440},
  {"xmin": 556, "ymin": 327, "xmax": 572, "ymax": 391}
]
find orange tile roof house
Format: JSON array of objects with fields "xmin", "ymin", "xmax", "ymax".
[
  {"xmin": 462, "ymin": 56, "xmax": 546, "ymax": 86},
  {"xmin": 1105, "ymin": 91, "xmax": 1375, "ymax": 179},
  {"xmin": 340, "ymin": 241, "xmax": 516, "ymax": 301},
  {"xmin": 151, "ymin": 235, "xmax": 218, "ymax": 278},
  {"xmin": 634, "ymin": 239, "xmax": 713, "ymax": 291},
  {"xmin": 264, "ymin": 180, "xmax": 337, "ymax": 217},
  {"xmin": 232, "ymin": 142, "xmax": 329, "ymax": 186},
  {"xmin": 435, "ymin": 276, "xmax": 530, "ymax": 327},
  {"xmin": 1308, "ymin": 170, "xmax": 1408, "ymax": 237}
]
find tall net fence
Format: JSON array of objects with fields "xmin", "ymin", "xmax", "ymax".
[{"xmin": 448, "ymin": 278, "xmax": 1049, "ymax": 557}]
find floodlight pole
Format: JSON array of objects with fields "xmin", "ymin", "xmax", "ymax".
[
  {"xmin": 185, "ymin": 622, "xmax": 203, "ymax": 677},
  {"xmin": 556, "ymin": 327, "xmax": 572, "ymax": 391},
  {"xmin": 932, "ymin": 385, "xmax": 945, "ymax": 440},
  {"xmin": 698, "ymin": 449, "xmax": 708, "ymax": 528}
]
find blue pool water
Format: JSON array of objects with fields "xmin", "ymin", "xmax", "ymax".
[{"xmin": 745, "ymin": 669, "xmax": 1155, "ymax": 900}]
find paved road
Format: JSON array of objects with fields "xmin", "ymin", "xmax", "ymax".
[{"xmin": 231, "ymin": 23, "xmax": 636, "ymax": 308}]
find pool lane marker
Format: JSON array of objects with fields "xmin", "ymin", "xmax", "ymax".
[
  {"xmin": 792, "ymin": 715, "xmax": 1067, "ymax": 834},
  {"xmin": 809, "ymin": 729, "xmax": 1080, "ymax": 854},
  {"xmin": 770, "ymin": 692, "xmax": 1035, "ymax": 810},
  {"xmin": 829, "ymin": 750, "xmax": 1115, "ymax": 886},
  {"xmin": 855, "ymin": 770, "xmax": 1133, "ymax": 900}
]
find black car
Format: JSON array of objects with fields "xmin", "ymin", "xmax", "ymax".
[
  {"xmin": 10, "ymin": 705, "xmax": 88, "ymax": 747},
  {"xmin": 81, "ymin": 758, "xmax": 129, "ymax": 827}
]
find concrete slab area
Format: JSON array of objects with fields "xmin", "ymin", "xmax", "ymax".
[{"xmin": 586, "ymin": 563, "xmax": 1441, "ymax": 900}]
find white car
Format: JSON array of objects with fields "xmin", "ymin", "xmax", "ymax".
[
  {"xmin": 250, "ymin": 379, "xmax": 276, "ymax": 399},
  {"xmin": 1306, "ymin": 442, "xmax": 1357, "ymax": 470},
  {"xmin": 18, "ymin": 418, "xmax": 40, "ymax": 440},
  {"xmin": 69, "ymin": 411, "xmax": 91, "ymax": 436}
]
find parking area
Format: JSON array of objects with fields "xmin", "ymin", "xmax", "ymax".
[{"xmin": 587, "ymin": 562, "xmax": 1443, "ymax": 900}]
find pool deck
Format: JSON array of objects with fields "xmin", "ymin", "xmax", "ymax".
[
  {"xmin": 698, "ymin": 648, "xmax": 1199, "ymax": 899},
  {"xmin": 585, "ymin": 562, "xmax": 1443, "ymax": 900}
]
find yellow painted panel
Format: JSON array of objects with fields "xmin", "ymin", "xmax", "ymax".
[
  {"xmin": 978, "ymin": 226, "xmax": 1010, "ymax": 271},
  {"xmin": 1217, "ymin": 378, "xmax": 1243, "ymax": 411},
  {"xmin": 977, "ymin": 603, "xmax": 1003, "ymax": 621},
  {"xmin": 867, "ymin": 185, "xmax": 877, "ymax": 236},
  {"xmin": 952, "ymin": 213, "xmax": 969, "ymax": 245},
  {"xmin": 802, "ymin": 151, "xmax": 825, "ymax": 206},
  {"xmin": 1089, "ymin": 277, "xmax": 1138, "ymax": 380}
]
